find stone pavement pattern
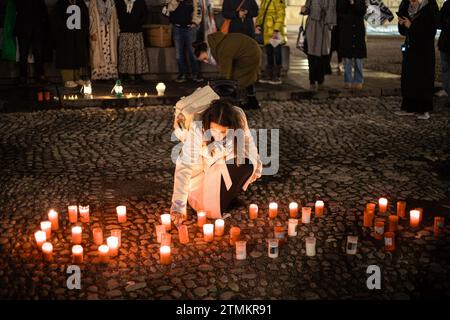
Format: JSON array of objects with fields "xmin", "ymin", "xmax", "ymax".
[{"xmin": 0, "ymin": 97, "xmax": 450, "ymax": 300}]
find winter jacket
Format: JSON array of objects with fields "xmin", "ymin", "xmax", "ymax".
[{"xmin": 255, "ymin": 0, "xmax": 287, "ymax": 45}]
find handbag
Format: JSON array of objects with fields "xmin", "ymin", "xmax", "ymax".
[
  {"xmin": 221, "ymin": 0, "xmax": 246, "ymax": 34},
  {"xmin": 255, "ymin": 0, "xmax": 273, "ymax": 45},
  {"xmin": 296, "ymin": 16, "xmax": 306, "ymax": 52}
]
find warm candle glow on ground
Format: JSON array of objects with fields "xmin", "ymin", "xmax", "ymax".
[
  {"xmin": 48, "ymin": 209, "xmax": 59, "ymax": 230},
  {"xmin": 116, "ymin": 206, "xmax": 127, "ymax": 223}
]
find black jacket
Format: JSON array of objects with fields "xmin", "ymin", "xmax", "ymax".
[
  {"xmin": 222, "ymin": 0, "xmax": 259, "ymax": 38},
  {"xmin": 337, "ymin": 0, "xmax": 367, "ymax": 59},
  {"xmin": 438, "ymin": 0, "xmax": 450, "ymax": 52},
  {"xmin": 14, "ymin": 0, "xmax": 49, "ymax": 37},
  {"xmin": 115, "ymin": 0, "xmax": 148, "ymax": 33}
]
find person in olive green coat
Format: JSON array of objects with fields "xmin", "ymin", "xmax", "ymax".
[
  {"xmin": 194, "ymin": 31, "xmax": 262, "ymax": 109},
  {"xmin": 256, "ymin": 0, "xmax": 287, "ymax": 85}
]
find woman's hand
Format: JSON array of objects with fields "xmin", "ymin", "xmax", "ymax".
[
  {"xmin": 300, "ymin": 6, "xmax": 306, "ymax": 14},
  {"xmin": 239, "ymin": 9, "xmax": 247, "ymax": 19},
  {"xmin": 255, "ymin": 25, "xmax": 262, "ymax": 34},
  {"xmin": 399, "ymin": 17, "xmax": 412, "ymax": 28}
]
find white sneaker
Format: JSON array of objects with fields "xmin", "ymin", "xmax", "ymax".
[
  {"xmin": 435, "ymin": 89, "xmax": 448, "ymax": 97},
  {"xmin": 64, "ymin": 81, "xmax": 78, "ymax": 88},
  {"xmin": 394, "ymin": 110, "xmax": 416, "ymax": 116},
  {"xmin": 417, "ymin": 112, "xmax": 430, "ymax": 120}
]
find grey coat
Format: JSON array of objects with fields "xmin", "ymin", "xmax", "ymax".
[{"xmin": 302, "ymin": 0, "xmax": 337, "ymax": 57}]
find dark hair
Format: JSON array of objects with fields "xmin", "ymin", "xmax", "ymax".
[{"xmin": 193, "ymin": 42, "xmax": 208, "ymax": 58}]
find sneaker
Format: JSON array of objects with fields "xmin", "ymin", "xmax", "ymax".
[
  {"xmin": 417, "ymin": 112, "xmax": 430, "ymax": 120},
  {"xmin": 192, "ymin": 74, "xmax": 204, "ymax": 83},
  {"xmin": 175, "ymin": 74, "xmax": 187, "ymax": 83},
  {"xmin": 337, "ymin": 63, "xmax": 343, "ymax": 75},
  {"xmin": 309, "ymin": 83, "xmax": 317, "ymax": 92},
  {"xmin": 353, "ymin": 83, "xmax": 363, "ymax": 90},
  {"xmin": 259, "ymin": 67, "xmax": 273, "ymax": 84},
  {"xmin": 344, "ymin": 83, "xmax": 351, "ymax": 89},
  {"xmin": 269, "ymin": 77, "xmax": 282, "ymax": 85},
  {"xmin": 394, "ymin": 110, "xmax": 416, "ymax": 116},
  {"xmin": 435, "ymin": 89, "xmax": 448, "ymax": 97},
  {"xmin": 64, "ymin": 81, "xmax": 78, "ymax": 88}
]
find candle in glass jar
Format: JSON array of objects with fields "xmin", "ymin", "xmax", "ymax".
[
  {"xmin": 397, "ymin": 201, "xmax": 406, "ymax": 219},
  {"xmin": 289, "ymin": 202, "xmax": 298, "ymax": 218},
  {"xmin": 111, "ymin": 229, "xmax": 121, "ymax": 247},
  {"xmin": 161, "ymin": 233, "xmax": 172, "ymax": 247},
  {"xmin": 346, "ymin": 236, "xmax": 358, "ymax": 255},
  {"xmin": 178, "ymin": 225, "xmax": 189, "ymax": 244},
  {"xmin": 229, "ymin": 227, "xmax": 240, "ymax": 246},
  {"xmin": 315, "ymin": 201, "xmax": 324, "ymax": 217},
  {"xmin": 235, "ymin": 241, "xmax": 247, "ymax": 260},
  {"xmin": 35, "ymin": 230, "xmax": 46, "ymax": 248},
  {"xmin": 98, "ymin": 245, "xmax": 110, "ymax": 263},
  {"xmin": 378, "ymin": 198, "xmax": 388, "ymax": 214},
  {"xmin": 268, "ymin": 202, "xmax": 278, "ymax": 219},
  {"xmin": 107, "ymin": 236, "xmax": 119, "ymax": 257},
  {"xmin": 374, "ymin": 219, "xmax": 385, "ymax": 240},
  {"xmin": 410, "ymin": 210, "xmax": 420, "ymax": 228},
  {"xmin": 116, "ymin": 206, "xmax": 127, "ymax": 223},
  {"xmin": 274, "ymin": 226, "xmax": 286, "ymax": 245},
  {"xmin": 71, "ymin": 226, "xmax": 82, "ymax": 244},
  {"xmin": 197, "ymin": 211, "xmax": 207, "ymax": 227},
  {"xmin": 215, "ymin": 219, "xmax": 224, "ymax": 237},
  {"xmin": 384, "ymin": 232, "xmax": 395, "ymax": 252},
  {"xmin": 249, "ymin": 204, "xmax": 258, "ymax": 219},
  {"xmin": 72, "ymin": 245, "xmax": 83, "ymax": 264},
  {"xmin": 92, "ymin": 227, "xmax": 103, "ymax": 246},
  {"xmin": 288, "ymin": 219, "xmax": 298, "ymax": 237},
  {"xmin": 301, "ymin": 207, "xmax": 311, "ymax": 224},
  {"xmin": 363, "ymin": 209, "xmax": 374, "ymax": 227},
  {"xmin": 388, "ymin": 215, "xmax": 399, "ymax": 232},
  {"xmin": 203, "ymin": 224, "xmax": 214, "ymax": 242},
  {"xmin": 40, "ymin": 221, "xmax": 52, "ymax": 239},
  {"xmin": 42, "ymin": 242, "xmax": 53, "ymax": 261},
  {"xmin": 48, "ymin": 209, "xmax": 59, "ymax": 230},
  {"xmin": 78, "ymin": 205, "xmax": 90, "ymax": 223},
  {"xmin": 434, "ymin": 217, "xmax": 445, "ymax": 236},
  {"xmin": 68, "ymin": 205, "xmax": 78, "ymax": 223},
  {"xmin": 366, "ymin": 203, "xmax": 376, "ymax": 215},
  {"xmin": 155, "ymin": 225, "xmax": 166, "ymax": 243},
  {"xmin": 305, "ymin": 233, "xmax": 316, "ymax": 257},
  {"xmin": 161, "ymin": 214, "xmax": 171, "ymax": 231},
  {"xmin": 268, "ymin": 239, "xmax": 279, "ymax": 258},
  {"xmin": 160, "ymin": 245, "xmax": 171, "ymax": 265}
]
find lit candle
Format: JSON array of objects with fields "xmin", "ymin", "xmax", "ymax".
[
  {"xmin": 40, "ymin": 221, "xmax": 52, "ymax": 239},
  {"xmin": 289, "ymin": 202, "xmax": 298, "ymax": 218},
  {"xmin": 111, "ymin": 229, "xmax": 121, "ymax": 247},
  {"xmin": 434, "ymin": 217, "xmax": 445, "ymax": 236},
  {"xmin": 274, "ymin": 226, "xmax": 286, "ymax": 245},
  {"xmin": 156, "ymin": 225, "xmax": 166, "ymax": 243},
  {"xmin": 92, "ymin": 227, "xmax": 103, "ymax": 246},
  {"xmin": 305, "ymin": 233, "xmax": 316, "ymax": 257},
  {"xmin": 268, "ymin": 239, "xmax": 279, "ymax": 258},
  {"xmin": 366, "ymin": 203, "xmax": 376, "ymax": 215},
  {"xmin": 42, "ymin": 242, "xmax": 53, "ymax": 261},
  {"xmin": 156, "ymin": 82, "xmax": 166, "ymax": 96},
  {"xmin": 346, "ymin": 236, "xmax": 358, "ymax": 255},
  {"xmin": 161, "ymin": 213, "xmax": 171, "ymax": 231},
  {"xmin": 396, "ymin": 201, "xmax": 406, "ymax": 219},
  {"xmin": 363, "ymin": 209, "xmax": 374, "ymax": 227},
  {"xmin": 71, "ymin": 226, "xmax": 82, "ymax": 244},
  {"xmin": 160, "ymin": 245, "xmax": 171, "ymax": 265},
  {"xmin": 161, "ymin": 233, "xmax": 172, "ymax": 247},
  {"xmin": 48, "ymin": 209, "xmax": 59, "ymax": 230},
  {"xmin": 229, "ymin": 227, "xmax": 240, "ymax": 246},
  {"xmin": 301, "ymin": 207, "xmax": 311, "ymax": 224},
  {"xmin": 249, "ymin": 204, "xmax": 258, "ymax": 220},
  {"xmin": 315, "ymin": 200, "xmax": 324, "ymax": 217},
  {"xmin": 98, "ymin": 245, "xmax": 110, "ymax": 263},
  {"xmin": 72, "ymin": 245, "xmax": 83, "ymax": 264},
  {"xmin": 68, "ymin": 205, "xmax": 78, "ymax": 223},
  {"xmin": 116, "ymin": 206, "xmax": 127, "ymax": 223},
  {"xmin": 215, "ymin": 219, "xmax": 224, "ymax": 237},
  {"xmin": 34, "ymin": 230, "xmax": 46, "ymax": 249},
  {"xmin": 235, "ymin": 241, "xmax": 247, "ymax": 260},
  {"xmin": 410, "ymin": 210, "xmax": 420, "ymax": 228},
  {"xmin": 417, "ymin": 208, "xmax": 424, "ymax": 224},
  {"xmin": 178, "ymin": 225, "xmax": 190, "ymax": 244},
  {"xmin": 78, "ymin": 205, "xmax": 90, "ymax": 223},
  {"xmin": 268, "ymin": 202, "xmax": 278, "ymax": 219},
  {"xmin": 384, "ymin": 232, "xmax": 395, "ymax": 252},
  {"xmin": 378, "ymin": 198, "xmax": 388, "ymax": 214},
  {"xmin": 203, "ymin": 224, "xmax": 214, "ymax": 242},
  {"xmin": 107, "ymin": 236, "xmax": 119, "ymax": 257},
  {"xmin": 288, "ymin": 219, "xmax": 298, "ymax": 237},
  {"xmin": 388, "ymin": 215, "xmax": 399, "ymax": 232},
  {"xmin": 374, "ymin": 219, "xmax": 385, "ymax": 240},
  {"xmin": 197, "ymin": 211, "xmax": 207, "ymax": 227}
]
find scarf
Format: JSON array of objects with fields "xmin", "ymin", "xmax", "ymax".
[
  {"xmin": 97, "ymin": 0, "xmax": 113, "ymax": 25},
  {"xmin": 408, "ymin": 0, "xmax": 429, "ymax": 17},
  {"xmin": 123, "ymin": 0, "xmax": 135, "ymax": 13}
]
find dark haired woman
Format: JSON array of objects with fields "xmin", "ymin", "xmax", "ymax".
[
  {"xmin": 170, "ymin": 98, "xmax": 262, "ymax": 222},
  {"xmin": 194, "ymin": 31, "xmax": 262, "ymax": 109}
]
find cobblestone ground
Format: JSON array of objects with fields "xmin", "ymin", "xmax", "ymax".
[{"xmin": 0, "ymin": 97, "xmax": 450, "ymax": 300}]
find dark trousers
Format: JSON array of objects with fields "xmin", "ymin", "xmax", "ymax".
[
  {"xmin": 265, "ymin": 44, "xmax": 282, "ymax": 67},
  {"xmin": 17, "ymin": 33, "xmax": 44, "ymax": 79},
  {"xmin": 220, "ymin": 160, "xmax": 254, "ymax": 213},
  {"xmin": 307, "ymin": 55, "xmax": 327, "ymax": 85}
]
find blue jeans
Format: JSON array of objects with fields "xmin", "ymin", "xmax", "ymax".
[
  {"xmin": 440, "ymin": 50, "xmax": 450, "ymax": 93},
  {"xmin": 172, "ymin": 25, "xmax": 199, "ymax": 75},
  {"xmin": 344, "ymin": 58, "xmax": 364, "ymax": 84}
]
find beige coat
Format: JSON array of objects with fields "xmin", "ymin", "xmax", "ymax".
[
  {"xmin": 172, "ymin": 106, "xmax": 262, "ymax": 219},
  {"xmin": 89, "ymin": 0, "xmax": 120, "ymax": 69}
]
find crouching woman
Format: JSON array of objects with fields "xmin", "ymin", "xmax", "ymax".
[{"xmin": 170, "ymin": 99, "xmax": 262, "ymax": 222}]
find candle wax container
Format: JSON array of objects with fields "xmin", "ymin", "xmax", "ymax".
[
  {"xmin": 48, "ymin": 209, "xmax": 59, "ymax": 230},
  {"xmin": 315, "ymin": 201, "xmax": 324, "ymax": 217},
  {"xmin": 161, "ymin": 213, "xmax": 171, "ymax": 231},
  {"xmin": 268, "ymin": 239, "xmax": 279, "ymax": 258},
  {"xmin": 388, "ymin": 215, "xmax": 399, "ymax": 232},
  {"xmin": 305, "ymin": 233, "xmax": 316, "ymax": 257},
  {"xmin": 161, "ymin": 233, "xmax": 172, "ymax": 247},
  {"xmin": 156, "ymin": 225, "xmax": 166, "ymax": 243},
  {"xmin": 434, "ymin": 217, "xmax": 445, "ymax": 236},
  {"xmin": 274, "ymin": 226, "xmax": 286, "ymax": 245},
  {"xmin": 229, "ymin": 227, "xmax": 241, "ymax": 246},
  {"xmin": 366, "ymin": 203, "xmax": 376, "ymax": 216},
  {"xmin": 116, "ymin": 206, "xmax": 127, "ymax": 223},
  {"xmin": 98, "ymin": 245, "xmax": 110, "ymax": 263},
  {"xmin": 111, "ymin": 229, "xmax": 121, "ymax": 247},
  {"xmin": 107, "ymin": 236, "xmax": 119, "ymax": 257},
  {"xmin": 42, "ymin": 242, "xmax": 53, "ymax": 261},
  {"xmin": 78, "ymin": 205, "xmax": 90, "ymax": 223},
  {"xmin": 249, "ymin": 204, "xmax": 258, "ymax": 220},
  {"xmin": 409, "ymin": 210, "xmax": 420, "ymax": 228},
  {"xmin": 72, "ymin": 245, "xmax": 84, "ymax": 264},
  {"xmin": 384, "ymin": 232, "xmax": 395, "ymax": 252},
  {"xmin": 378, "ymin": 198, "xmax": 388, "ymax": 214},
  {"xmin": 68, "ymin": 205, "xmax": 78, "ymax": 223},
  {"xmin": 40, "ymin": 221, "xmax": 52, "ymax": 239},
  {"xmin": 374, "ymin": 220, "xmax": 385, "ymax": 240},
  {"xmin": 363, "ymin": 209, "xmax": 374, "ymax": 228},
  {"xmin": 288, "ymin": 219, "xmax": 298, "ymax": 237},
  {"xmin": 197, "ymin": 211, "xmax": 207, "ymax": 227},
  {"xmin": 214, "ymin": 219, "xmax": 224, "ymax": 237},
  {"xmin": 397, "ymin": 201, "xmax": 406, "ymax": 219},
  {"xmin": 301, "ymin": 207, "xmax": 311, "ymax": 224},
  {"xmin": 203, "ymin": 224, "xmax": 214, "ymax": 242},
  {"xmin": 178, "ymin": 225, "xmax": 190, "ymax": 244},
  {"xmin": 160, "ymin": 246, "xmax": 171, "ymax": 265},
  {"xmin": 268, "ymin": 202, "xmax": 278, "ymax": 219},
  {"xmin": 35, "ymin": 230, "xmax": 47, "ymax": 249},
  {"xmin": 346, "ymin": 236, "xmax": 358, "ymax": 255},
  {"xmin": 289, "ymin": 202, "xmax": 298, "ymax": 218},
  {"xmin": 71, "ymin": 226, "xmax": 82, "ymax": 244},
  {"xmin": 235, "ymin": 241, "xmax": 247, "ymax": 260},
  {"xmin": 92, "ymin": 227, "xmax": 103, "ymax": 246}
]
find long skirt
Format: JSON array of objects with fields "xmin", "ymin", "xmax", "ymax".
[
  {"xmin": 92, "ymin": 24, "xmax": 118, "ymax": 80},
  {"xmin": 118, "ymin": 32, "xmax": 149, "ymax": 75}
]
